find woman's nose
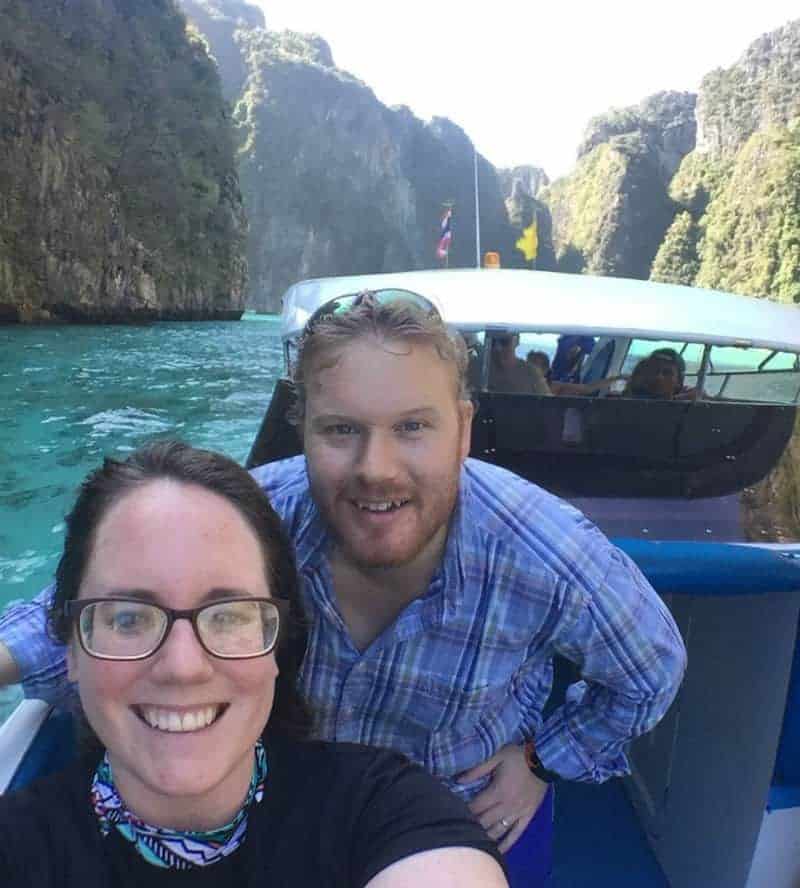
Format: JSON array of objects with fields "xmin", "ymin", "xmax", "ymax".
[{"xmin": 150, "ymin": 617, "xmax": 214, "ymax": 682}]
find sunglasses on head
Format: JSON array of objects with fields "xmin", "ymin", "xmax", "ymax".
[{"xmin": 303, "ymin": 288, "xmax": 441, "ymax": 338}]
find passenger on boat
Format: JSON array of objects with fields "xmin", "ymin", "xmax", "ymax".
[
  {"xmin": 549, "ymin": 334, "xmax": 596, "ymax": 384},
  {"xmin": 0, "ymin": 442, "xmax": 507, "ymax": 888},
  {"xmin": 489, "ymin": 333, "xmax": 551, "ymax": 394},
  {"xmin": 624, "ymin": 348, "xmax": 686, "ymax": 400},
  {"xmin": 526, "ymin": 350, "xmax": 550, "ymax": 377},
  {"xmin": 0, "ymin": 293, "xmax": 687, "ymax": 888},
  {"xmin": 523, "ymin": 347, "xmax": 621, "ymax": 397}
]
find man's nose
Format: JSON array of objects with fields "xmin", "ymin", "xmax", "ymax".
[
  {"xmin": 356, "ymin": 430, "xmax": 399, "ymax": 483},
  {"xmin": 151, "ymin": 617, "xmax": 214, "ymax": 682}
]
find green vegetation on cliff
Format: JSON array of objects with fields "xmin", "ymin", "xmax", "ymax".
[
  {"xmin": 652, "ymin": 122, "xmax": 800, "ymax": 305},
  {"xmin": 697, "ymin": 21, "xmax": 800, "ymax": 155},
  {"xmin": 0, "ymin": 0, "xmax": 246, "ymax": 322},
  {"xmin": 542, "ymin": 92, "xmax": 696, "ymax": 280},
  {"xmin": 543, "ymin": 144, "xmax": 628, "ymax": 274},
  {"xmin": 649, "ymin": 212, "xmax": 700, "ymax": 285},
  {"xmin": 652, "ymin": 21, "xmax": 800, "ymax": 306},
  {"xmin": 695, "ymin": 125, "xmax": 800, "ymax": 302},
  {"xmin": 180, "ymin": 1, "xmax": 519, "ymax": 311}
]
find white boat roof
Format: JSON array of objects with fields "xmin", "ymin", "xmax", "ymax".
[{"xmin": 280, "ymin": 269, "xmax": 800, "ymax": 353}]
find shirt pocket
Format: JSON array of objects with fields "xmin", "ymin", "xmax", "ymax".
[
  {"xmin": 405, "ymin": 677, "xmax": 510, "ymax": 781},
  {"xmin": 402, "ymin": 674, "xmax": 507, "ymax": 735}
]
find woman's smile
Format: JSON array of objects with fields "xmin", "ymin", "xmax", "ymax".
[{"xmin": 132, "ymin": 703, "xmax": 228, "ymax": 733}]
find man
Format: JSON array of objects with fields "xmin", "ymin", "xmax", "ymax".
[
  {"xmin": 550, "ymin": 335, "xmax": 596, "ymax": 384},
  {"xmin": 488, "ymin": 333, "xmax": 550, "ymax": 394},
  {"xmin": 526, "ymin": 350, "xmax": 551, "ymax": 378},
  {"xmin": 0, "ymin": 293, "xmax": 686, "ymax": 885}
]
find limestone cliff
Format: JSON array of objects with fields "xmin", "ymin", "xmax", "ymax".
[
  {"xmin": 181, "ymin": 0, "xmax": 520, "ymax": 312},
  {"xmin": 0, "ymin": 0, "xmax": 246, "ymax": 323},
  {"xmin": 651, "ymin": 20, "xmax": 800, "ymax": 306},
  {"xmin": 645, "ymin": 20, "xmax": 800, "ymax": 542},
  {"xmin": 696, "ymin": 21, "xmax": 800, "ymax": 155},
  {"xmin": 499, "ymin": 165, "xmax": 549, "ymax": 201},
  {"xmin": 541, "ymin": 91, "xmax": 696, "ymax": 279}
]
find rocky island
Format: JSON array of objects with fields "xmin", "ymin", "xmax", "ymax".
[
  {"xmin": 1, "ymin": 1, "xmax": 797, "ymax": 322},
  {"xmin": 0, "ymin": 0, "xmax": 246, "ymax": 323}
]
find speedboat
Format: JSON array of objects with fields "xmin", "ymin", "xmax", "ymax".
[{"xmin": 4, "ymin": 268, "xmax": 800, "ymax": 887}]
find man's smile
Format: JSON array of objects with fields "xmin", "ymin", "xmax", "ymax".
[{"xmin": 352, "ymin": 498, "xmax": 410, "ymax": 513}]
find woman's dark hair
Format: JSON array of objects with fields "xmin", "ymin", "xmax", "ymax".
[
  {"xmin": 649, "ymin": 347, "xmax": 686, "ymax": 386},
  {"xmin": 49, "ymin": 439, "xmax": 311, "ymax": 740}
]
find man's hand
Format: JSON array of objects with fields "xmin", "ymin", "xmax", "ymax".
[
  {"xmin": 0, "ymin": 641, "xmax": 20, "ymax": 687},
  {"xmin": 458, "ymin": 744, "xmax": 549, "ymax": 853}
]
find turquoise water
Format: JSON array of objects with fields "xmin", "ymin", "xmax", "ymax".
[
  {"xmin": 0, "ymin": 317, "xmax": 283, "ymax": 609},
  {"xmin": 0, "ymin": 317, "xmax": 283, "ymax": 718}
]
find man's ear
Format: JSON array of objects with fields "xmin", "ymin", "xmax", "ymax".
[{"xmin": 458, "ymin": 399, "xmax": 475, "ymax": 463}]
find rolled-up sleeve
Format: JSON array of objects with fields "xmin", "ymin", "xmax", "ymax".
[
  {"xmin": 0, "ymin": 584, "xmax": 74, "ymax": 706},
  {"xmin": 534, "ymin": 543, "xmax": 688, "ymax": 782}
]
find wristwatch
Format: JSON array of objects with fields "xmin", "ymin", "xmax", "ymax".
[{"xmin": 524, "ymin": 740, "xmax": 558, "ymax": 783}]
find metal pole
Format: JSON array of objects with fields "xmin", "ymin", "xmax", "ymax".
[{"xmin": 474, "ymin": 149, "xmax": 481, "ymax": 268}]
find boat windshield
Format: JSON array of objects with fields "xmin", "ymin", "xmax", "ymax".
[{"xmin": 466, "ymin": 330, "xmax": 800, "ymax": 405}]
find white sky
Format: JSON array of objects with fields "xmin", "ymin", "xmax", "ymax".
[{"xmin": 253, "ymin": 1, "xmax": 798, "ymax": 180}]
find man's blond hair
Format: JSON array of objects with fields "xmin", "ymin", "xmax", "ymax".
[{"xmin": 289, "ymin": 294, "xmax": 470, "ymax": 423}]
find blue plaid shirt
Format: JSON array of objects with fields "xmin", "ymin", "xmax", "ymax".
[{"xmin": 0, "ymin": 457, "xmax": 686, "ymax": 798}]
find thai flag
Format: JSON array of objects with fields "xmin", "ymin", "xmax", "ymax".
[{"xmin": 436, "ymin": 208, "xmax": 452, "ymax": 259}]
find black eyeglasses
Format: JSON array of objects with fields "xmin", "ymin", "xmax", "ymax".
[
  {"xmin": 65, "ymin": 597, "xmax": 283, "ymax": 661},
  {"xmin": 303, "ymin": 288, "xmax": 441, "ymax": 338}
]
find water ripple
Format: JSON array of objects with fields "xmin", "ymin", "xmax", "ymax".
[{"xmin": 1, "ymin": 318, "xmax": 284, "ymax": 610}]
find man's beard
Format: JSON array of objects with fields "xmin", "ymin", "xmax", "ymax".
[{"xmin": 309, "ymin": 468, "xmax": 462, "ymax": 572}]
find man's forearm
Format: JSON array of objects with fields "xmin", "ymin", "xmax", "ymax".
[
  {"xmin": 0, "ymin": 641, "xmax": 20, "ymax": 686},
  {"xmin": 533, "ymin": 545, "xmax": 687, "ymax": 782},
  {"xmin": 0, "ymin": 586, "xmax": 74, "ymax": 705}
]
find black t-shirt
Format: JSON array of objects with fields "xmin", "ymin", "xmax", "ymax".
[{"xmin": 0, "ymin": 736, "xmax": 503, "ymax": 887}]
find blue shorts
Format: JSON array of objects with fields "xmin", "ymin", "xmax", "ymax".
[{"xmin": 504, "ymin": 784, "xmax": 555, "ymax": 887}]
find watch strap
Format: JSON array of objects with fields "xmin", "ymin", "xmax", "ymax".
[{"xmin": 524, "ymin": 740, "xmax": 558, "ymax": 783}]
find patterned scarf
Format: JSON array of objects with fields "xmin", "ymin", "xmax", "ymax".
[{"xmin": 91, "ymin": 741, "xmax": 268, "ymax": 870}]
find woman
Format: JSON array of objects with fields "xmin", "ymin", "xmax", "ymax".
[{"xmin": 0, "ymin": 441, "xmax": 506, "ymax": 887}]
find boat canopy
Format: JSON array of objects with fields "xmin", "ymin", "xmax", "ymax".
[{"xmin": 280, "ymin": 269, "xmax": 800, "ymax": 354}]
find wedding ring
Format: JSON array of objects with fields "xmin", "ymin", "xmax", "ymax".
[{"xmin": 500, "ymin": 816, "xmax": 512, "ymax": 829}]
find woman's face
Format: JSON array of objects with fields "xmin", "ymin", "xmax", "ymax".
[{"xmin": 67, "ymin": 479, "xmax": 278, "ymax": 828}]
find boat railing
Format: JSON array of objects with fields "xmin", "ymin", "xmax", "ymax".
[{"xmin": 0, "ymin": 698, "xmax": 51, "ymax": 794}]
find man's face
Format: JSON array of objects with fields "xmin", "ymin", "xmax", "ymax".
[{"xmin": 302, "ymin": 336, "xmax": 473, "ymax": 570}]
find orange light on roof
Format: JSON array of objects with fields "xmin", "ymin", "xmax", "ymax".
[{"xmin": 483, "ymin": 252, "xmax": 501, "ymax": 268}]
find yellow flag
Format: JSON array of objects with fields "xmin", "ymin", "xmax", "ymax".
[{"xmin": 516, "ymin": 219, "xmax": 538, "ymax": 262}]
